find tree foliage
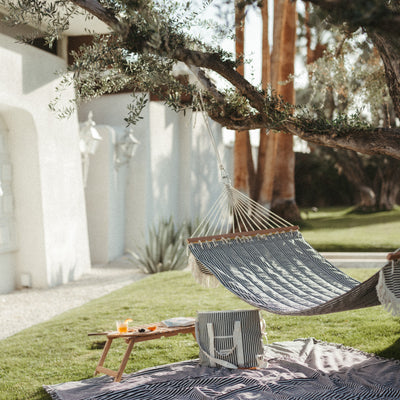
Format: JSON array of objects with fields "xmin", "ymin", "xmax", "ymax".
[
  {"xmin": 298, "ymin": 17, "xmax": 400, "ymax": 211},
  {"xmin": 1, "ymin": 0, "xmax": 400, "ymax": 159}
]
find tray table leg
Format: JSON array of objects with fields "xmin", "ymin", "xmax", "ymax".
[
  {"xmin": 95, "ymin": 338, "xmax": 113, "ymax": 376},
  {"xmin": 115, "ymin": 338, "xmax": 136, "ymax": 382}
]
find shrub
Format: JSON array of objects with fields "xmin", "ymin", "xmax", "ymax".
[
  {"xmin": 128, "ymin": 217, "xmax": 193, "ymax": 274},
  {"xmin": 295, "ymin": 152, "xmax": 353, "ymax": 207}
]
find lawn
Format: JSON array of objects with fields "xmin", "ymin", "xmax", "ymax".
[
  {"xmin": 0, "ymin": 269, "xmax": 399, "ymax": 400},
  {"xmin": 299, "ymin": 206, "xmax": 400, "ymax": 252}
]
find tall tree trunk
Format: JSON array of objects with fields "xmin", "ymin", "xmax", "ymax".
[
  {"xmin": 368, "ymin": 31, "xmax": 400, "ymax": 119},
  {"xmin": 271, "ymin": 0, "xmax": 300, "ymax": 222},
  {"xmin": 254, "ymin": 0, "xmax": 272, "ymax": 205},
  {"xmin": 374, "ymin": 160, "xmax": 400, "ymax": 210},
  {"xmin": 233, "ymin": 0, "xmax": 254, "ymax": 195},
  {"xmin": 305, "ymin": 2, "xmax": 313, "ymax": 64},
  {"xmin": 305, "ymin": 2, "xmax": 327, "ymax": 64},
  {"xmin": 271, "ymin": 0, "xmax": 286, "ymax": 87},
  {"xmin": 256, "ymin": 0, "xmax": 286, "ymax": 207}
]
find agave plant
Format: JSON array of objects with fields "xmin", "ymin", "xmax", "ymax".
[{"xmin": 128, "ymin": 217, "xmax": 193, "ymax": 274}]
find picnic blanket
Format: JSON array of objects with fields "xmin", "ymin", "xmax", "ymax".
[{"xmin": 44, "ymin": 338, "xmax": 400, "ymax": 400}]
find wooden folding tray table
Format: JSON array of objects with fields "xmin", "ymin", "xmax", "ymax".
[{"xmin": 89, "ymin": 322, "xmax": 196, "ymax": 382}]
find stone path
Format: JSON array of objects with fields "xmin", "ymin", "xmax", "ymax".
[{"xmin": 0, "ymin": 257, "xmax": 146, "ymax": 340}]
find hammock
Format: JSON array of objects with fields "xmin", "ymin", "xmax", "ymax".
[
  {"xmin": 187, "ymin": 102, "xmax": 400, "ymax": 316},
  {"xmin": 187, "ymin": 171, "xmax": 400, "ymax": 317}
]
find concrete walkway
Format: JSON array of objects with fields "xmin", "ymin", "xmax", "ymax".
[
  {"xmin": 322, "ymin": 252, "xmax": 388, "ymax": 269},
  {"xmin": 0, "ymin": 252, "xmax": 389, "ymax": 341},
  {"xmin": 0, "ymin": 257, "xmax": 146, "ymax": 341}
]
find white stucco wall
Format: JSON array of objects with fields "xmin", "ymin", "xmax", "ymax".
[
  {"xmin": 0, "ymin": 33, "xmax": 90, "ymax": 291},
  {"xmin": 80, "ymin": 93, "xmax": 225, "ymax": 259},
  {"xmin": 84, "ymin": 125, "xmax": 127, "ymax": 263},
  {"xmin": 79, "ymin": 94, "xmax": 149, "ymax": 259},
  {"xmin": 182, "ymin": 112, "xmax": 227, "ymax": 223},
  {"xmin": 146, "ymin": 102, "xmax": 181, "ymax": 225},
  {"xmin": 0, "ymin": 117, "xmax": 17, "ymax": 293}
]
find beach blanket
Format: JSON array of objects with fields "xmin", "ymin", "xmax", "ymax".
[{"xmin": 44, "ymin": 338, "xmax": 400, "ymax": 400}]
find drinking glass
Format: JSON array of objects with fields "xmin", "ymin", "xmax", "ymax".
[{"xmin": 116, "ymin": 320, "xmax": 128, "ymax": 333}]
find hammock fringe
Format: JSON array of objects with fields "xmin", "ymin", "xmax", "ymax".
[
  {"xmin": 377, "ymin": 266, "xmax": 400, "ymax": 316},
  {"xmin": 189, "ymin": 253, "xmax": 220, "ymax": 288}
]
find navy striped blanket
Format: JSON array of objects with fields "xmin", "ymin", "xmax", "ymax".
[{"xmin": 44, "ymin": 338, "xmax": 400, "ymax": 399}]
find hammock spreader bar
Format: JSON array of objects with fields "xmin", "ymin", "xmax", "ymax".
[{"xmin": 187, "ymin": 226, "xmax": 299, "ymax": 244}]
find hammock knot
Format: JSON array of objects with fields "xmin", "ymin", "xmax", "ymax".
[
  {"xmin": 234, "ymin": 235, "xmax": 248, "ymax": 243},
  {"xmin": 210, "ymin": 239, "xmax": 219, "ymax": 247},
  {"xmin": 219, "ymin": 165, "xmax": 232, "ymax": 186}
]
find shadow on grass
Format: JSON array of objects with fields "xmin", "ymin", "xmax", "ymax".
[
  {"xmin": 309, "ymin": 243, "xmax": 394, "ymax": 252},
  {"xmin": 300, "ymin": 208, "xmax": 400, "ymax": 232},
  {"xmin": 376, "ymin": 336, "xmax": 400, "ymax": 360},
  {"xmin": 32, "ymin": 387, "xmax": 52, "ymax": 400},
  {"xmin": 88, "ymin": 340, "xmax": 106, "ymax": 350}
]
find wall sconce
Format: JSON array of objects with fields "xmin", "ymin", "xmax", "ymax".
[
  {"xmin": 115, "ymin": 127, "xmax": 140, "ymax": 167},
  {"xmin": 79, "ymin": 111, "xmax": 102, "ymax": 186},
  {"xmin": 79, "ymin": 111, "xmax": 102, "ymax": 155}
]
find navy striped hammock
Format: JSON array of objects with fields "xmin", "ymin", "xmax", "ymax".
[{"xmin": 187, "ymin": 182, "xmax": 400, "ymax": 317}]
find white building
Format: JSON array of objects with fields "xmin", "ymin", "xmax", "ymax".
[
  {"xmin": 0, "ymin": 14, "xmax": 225, "ymax": 292},
  {"xmin": 80, "ymin": 95, "xmax": 224, "ymax": 264}
]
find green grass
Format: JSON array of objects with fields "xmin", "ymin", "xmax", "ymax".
[
  {"xmin": 0, "ymin": 270, "xmax": 399, "ymax": 400},
  {"xmin": 299, "ymin": 206, "xmax": 400, "ymax": 252}
]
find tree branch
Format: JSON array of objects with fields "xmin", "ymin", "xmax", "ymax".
[
  {"xmin": 206, "ymin": 110, "xmax": 400, "ymax": 160},
  {"xmin": 69, "ymin": 0, "xmax": 121, "ymax": 28},
  {"xmin": 187, "ymin": 65, "xmax": 226, "ymax": 104},
  {"xmin": 285, "ymin": 123, "xmax": 400, "ymax": 160},
  {"xmin": 69, "ymin": 1, "xmax": 270, "ymax": 123},
  {"xmin": 66, "ymin": 0, "xmax": 400, "ymax": 160},
  {"xmin": 176, "ymin": 49, "xmax": 270, "ymax": 123}
]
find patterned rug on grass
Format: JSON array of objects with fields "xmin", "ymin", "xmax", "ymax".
[{"xmin": 44, "ymin": 338, "xmax": 400, "ymax": 400}]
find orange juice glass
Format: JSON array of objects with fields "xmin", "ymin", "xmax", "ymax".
[{"xmin": 116, "ymin": 321, "xmax": 128, "ymax": 333}]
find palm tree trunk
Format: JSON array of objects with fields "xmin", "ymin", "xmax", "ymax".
[
  {"xmin": 254, "ymin": 0, "xmax": 271, "ymax": 204},
  {"xmin": 233, "ymin": 0, "xmax": 254, "ymax": 195},
  {"xmin": 271, "ymin": 0, "xmax": 301, "ymax": 222},
  {"xmin": 257, "ymin": 0, "xmax": 286, "ymax": 206}
]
